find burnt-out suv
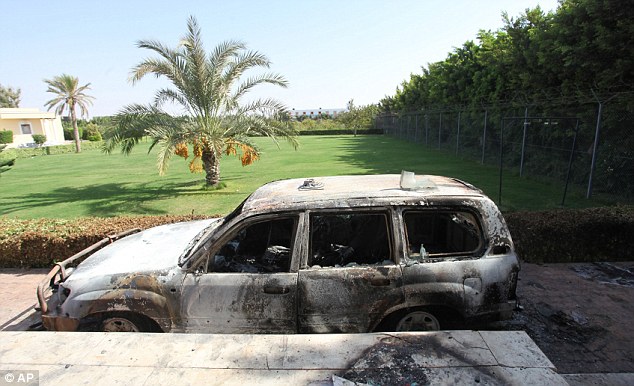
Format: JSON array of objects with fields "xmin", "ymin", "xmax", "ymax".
[{"xmin": 38, "ymin": 174, "xmax": 519, "ymax": 333}]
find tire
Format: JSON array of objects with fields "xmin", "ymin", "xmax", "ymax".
[
  {"xmin": 98, "ymin": 313, "xmax": 160, "ymax": 332},
  {"xmin": 393, "ymin": 310, "xmax": 441, "ymax": 332}
]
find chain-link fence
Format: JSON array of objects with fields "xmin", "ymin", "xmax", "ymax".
[{"xmin": 376, "ymin": 95, "xmax": 634, "ymax": 205}]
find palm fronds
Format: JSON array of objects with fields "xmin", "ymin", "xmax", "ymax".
[{"xmin": 108, "ymin": 16, "xmax": 296, "ymax": 185}]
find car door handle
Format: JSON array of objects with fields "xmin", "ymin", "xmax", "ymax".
[
  {"xmin": 263, "ymin": 286, "xmax": 290, "ymax": 295},
  {"xmin": 369, "ymin": 277, "xmax": 391, "ymax": 287}
]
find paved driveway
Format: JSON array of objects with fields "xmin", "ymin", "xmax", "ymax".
[
  {"xmin": 0, "ymin": 268, "xmax": 47, "ymax": 331},
  {"xmin": 2, "ymin": 262, "xmax": 633, "ymax": 378}
]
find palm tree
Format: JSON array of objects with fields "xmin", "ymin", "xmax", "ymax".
[
  {"xmin": 104, "ymin": 16, "xmax": 297, "ymax": 187},
  {"xmin": 44, "ymin": 74, "xmax": 94, "ymax": 153}
]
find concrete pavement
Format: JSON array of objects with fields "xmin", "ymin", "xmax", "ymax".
[
  {"xmin": 0, "ymin": 330, "xmax": 566, "ymax": 385},
  {"xmin": 2, "ymin": 266, "xmax": 634, "ymax": 385}
]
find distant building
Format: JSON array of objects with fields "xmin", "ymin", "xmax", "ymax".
[
  {"xmin": 290, "ymin": 108, "xmax": 347, "ymax": 119},
  {"xmin": 0, "ymin": 108, "xmax": 65, "ymax": 148}
]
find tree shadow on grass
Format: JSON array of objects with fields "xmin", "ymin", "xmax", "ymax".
[
  {"xmin": 332, "ymin": 135, "xmax": 428, "ymax": 175},
  {"xmin": 1, "ymin": 181, "xmax": 244, "ymax": 217}
]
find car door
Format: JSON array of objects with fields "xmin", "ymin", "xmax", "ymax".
[
  {"xmin": 399, "ymin": 208, "xmax": 485, "ymax": 313},
  {"xmin": 298, "ymin": 209, "xmax": 404, "ymax": 333},
  {"xmin": 180, "ymin": 215, "xmax": 300, "ymax": 333}
]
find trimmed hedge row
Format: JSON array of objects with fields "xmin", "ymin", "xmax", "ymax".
[
  {"xmin": 505, "ymin": 206, "xmax": 634, "ymax": 264},
  {"xmin": 3, "ymin": 141, "xmax": 105, "ymax": 159},
  {"xmin": 297, "ymin": 129, "xmax": 383, "ymax": 136},
  {"xmin": 1, "ymin": 206, "xmax": 632, "ymax": 268},
  {"xmin": 0, "ymin": 215, "xmax": 212, "ymax": 268},
  {"xmin": 0, "ymin": 130, "xmax": 13, "ymax": 144}
]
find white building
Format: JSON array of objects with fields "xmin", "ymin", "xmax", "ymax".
[
  {"xmin": 290, "ymin": 108, "xmax": 347, "ymax": 119},
  {"xmin": 0, "ymin": 108, "xmax": 65, "ymax": 148}
]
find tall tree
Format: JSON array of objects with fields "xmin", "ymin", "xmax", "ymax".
[
  {"xmin": 336, "ymin": 100, "xmax": 379, "ymax": 135},
  {"xmin": 0, "ymin": 84, "xmax": 21, "ymax": 108},
  {"xmin": 44, "ymin": 74, "xmax": 94, "ymax": 153},
  {"xmin": 104, "ymin": 16, "xmax": 297, "ymax": 187}
]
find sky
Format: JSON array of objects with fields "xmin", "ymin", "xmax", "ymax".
[{"xmin": 1, "ymin": 0, "xmax": 560, "ymax": 117}]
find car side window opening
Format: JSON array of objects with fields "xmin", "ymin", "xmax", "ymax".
[
  {"xmin": 403, "ymin": 210, "xmax": 482, "ymax": 260},
  {"xmin": 211, "ymin": 217, "xmax": 295, "ymax": 273},
  {"xmin": 309, "ymin": 212, "xmax": 391, "ymax": 268}
]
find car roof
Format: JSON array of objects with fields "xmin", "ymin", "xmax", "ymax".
[{"xmin": 242, "ymin": 174, "xmax": 485, "ymax": 213}]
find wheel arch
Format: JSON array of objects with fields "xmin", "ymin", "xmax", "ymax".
[
  {"xmin": 79, "ymin": 289, "xmax": 173, "ymax": 332},
  {"xmin": 81, "ymin": 310, "xmax": 164, "ymax": 332}
]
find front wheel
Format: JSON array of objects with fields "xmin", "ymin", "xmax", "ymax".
[
  {"xmin": 94, "ymin": 313, "xmax": 161, "ymax": 332},
  {"xmin": 394, "ymin": 310, "xmax": 441, "ymax": 331},
  {"xmin": 101, "ymin": 316, "xmax": 142, "ymax": 332}
]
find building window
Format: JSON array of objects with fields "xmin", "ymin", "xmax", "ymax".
[{"xmin": 20, "ymin": 123, "xmax": 32, "ymax": 134}]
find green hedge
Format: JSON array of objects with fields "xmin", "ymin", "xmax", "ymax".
[
  {"xmin": 0, "ymin": 215, "xmax": 213, "ymax": 268},
  {"xmin": 1, "ymin": 207, "xmax": 632, "ymax": 268},
  {"xmin": 3, "ymin": 141, "xmax": 104, "ymax": 159},
  {"xmin": 0, "ymin": 130, "xmax": 13, "ymax": 144},
  {"xmin": 505, "ymin": 206, "xmax": 634, "ymax": 263},
  {"xmin": 298, "ymin": 129, "xmax": 383, "ymax": 136},
  {"xmin": 32, "ymin": 134, "xmax": 46, "ymax": 145}
]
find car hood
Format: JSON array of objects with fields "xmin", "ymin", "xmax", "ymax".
[{"xmin": 65, "ymin": 219, "xmax": 219, "ymax": 283}]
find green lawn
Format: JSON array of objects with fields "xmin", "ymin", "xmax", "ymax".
[{"xmin": 0, "ymin": 135, "xmax": 607, "ymax": 219}]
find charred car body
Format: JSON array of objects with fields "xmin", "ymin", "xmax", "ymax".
[{"xmin": 38, "ymin": 174, "xmax": 519, "ymax": 333}]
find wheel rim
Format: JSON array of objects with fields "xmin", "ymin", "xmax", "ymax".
[
  {"xmin": 101, "ymin": 317, "xmax": 140, "ymax": 332},
  {"xmin": 395, "ymin": 311, "xmax": 440, "ymax": 331}
]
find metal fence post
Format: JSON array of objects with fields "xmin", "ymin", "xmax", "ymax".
[
  {"xmin": 520, "ymin": 107, "xmax": 528, "ymax": 177},
  {"xmin": 587, "ymin": 101, "xmax": 603, "ymax": 198},
  {"xmin": 562, "ymin": 119, "xmax": 580, "ymax": 206},
  {"xmin": 456, "ymin": 111, "xmax": 461, "ymax": 156},
  {"xmin": 482, "ymin": 109, "xmax": 488, "ymax": 164},
  {"xmin": 438, "ymin": 112, "xmax": 442, "ymax": 149},
  {"xmin": 425, "ymin": 114, "xmax": 429, "ymax": 146},
  {"xmin": 414, "ymin": 114, "xmax": 418, "ymax": 143},
  {"xmin": 499, "ymin": 118, "xmax": 504, "ymax": 205}
]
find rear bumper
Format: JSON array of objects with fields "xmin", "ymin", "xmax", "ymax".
[
  {"xmin": 467, "ymin": 300, "xmax": 518, "ymax": 324},
  {"xmin": 498, "ymin": 300, "xmax": 518, "ymax": 320}
]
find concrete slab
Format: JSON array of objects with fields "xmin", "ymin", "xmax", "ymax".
[
  {"xmin": 562, "ymin": 373, "xmax": 634, "ymax": 386},
  {"xmin": 0, "ymin": 330, "xmax": 567, "ymax": 385}
]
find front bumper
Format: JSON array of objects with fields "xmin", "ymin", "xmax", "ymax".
[
  {"xmin": 41, "ymin": 314, "xmax": 80, "ymax": 331},
  {"xmin": 36, "ymin": 229, "xmax": 140, "ymax": 330}
]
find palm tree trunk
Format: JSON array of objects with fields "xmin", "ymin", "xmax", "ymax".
[
  {"xmin": 70, "ymin": 105, "xmax": 81, "ymax": 153},
  {"xmin": 202, "ymin": 148, "xmax": 220, "ymax": 186}
]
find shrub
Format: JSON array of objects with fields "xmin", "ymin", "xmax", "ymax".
[
  {"xmin": 84, "ymin": 123, "xmax": 102, "ymax": 141},
  {"xmin": 2, "ymin": 141, "xmax": 103, "ymax": 159},
  {"xmin": 0, "ymin": 215, "xmax": 217, "ymax": 268},
  {"xmin": 62, "ymin": 120, "xmax": 83, "ymax": 141},
  {"xmin": 32, "ymin": 134, "xmax": 47, "ymax": 146},
  {"xmin": 505, "ymin": 206, "xmax": 634, "ymax": 264},
  {"xmin": 1, "ymin": 207, "xmax": 632, "ymax": 268},
  {"xmin": 0, "ymin": 130, "xmax": 13, "ymax": 144},
  {"xmin": 298, "ymin": 129, "xmax": 383, "ymax": 136}
]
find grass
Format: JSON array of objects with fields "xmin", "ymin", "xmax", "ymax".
[{"xmin": 0, "ymin": 135, "xmax": 611, "ymax": 219}]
